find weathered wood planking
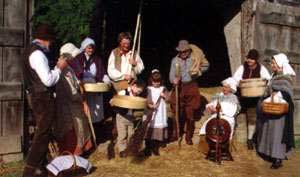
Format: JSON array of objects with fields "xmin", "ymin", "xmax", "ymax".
[
  {"xmin": 240, "ymin": 0, "xmax": 300, "ymax": 140},
  {"xmin": 1, "ymin": 101, "xmax": 23, "ymax": 136},
  {"xmin": 241, "ymin": 0, "xmax": 255, "ymax": 61},
  {"xmin": 0, "ymin": 135, "xmax": 22, "ymax": 154},
  {"xmin": 3, "ymin": 47, "xmax": 24, "ymax": 81},
  {"xmin": 0, "ymin": 28, "xmax": 24, "ymax": 47},
  {"xmin": 254, "ymin": 1, "xmax": 300, "ymax": 135},
  {"xmin": 224, "ymin": 12, "xmax": 242, "ymax": 75},
  {"xmin": 0, "ymin": 82, "xmax": 22, "ymax": 100},
  {"xmin": 0, "ymin": 0, "xmax": 28, "ymax": 162},
  {"xmin": 255, "ymin": 1, "xmax": 300, "ymax": 88},
  {"xmin": 4, "ymin": 0, "xmax": 26, "ymax": 28},
  {"xmin": 259, "ymin": 12, "xmax": 300, "ymax": 28},
  {"xmin": 0, "ymin": 0, "xmax": 3, "ymax": 25},
  {"xmin": 0, "ymin": 47, "xmax": 2, "ymax": 81}
]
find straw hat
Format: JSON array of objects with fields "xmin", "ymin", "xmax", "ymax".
[{"xmin": 176, "ymin": 40, "xmax": 191, "ymax": 52}]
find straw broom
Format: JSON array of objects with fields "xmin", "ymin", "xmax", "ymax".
[{"xmin": 127, "ymin": 96, "xmax": 162, "ymax": 155}]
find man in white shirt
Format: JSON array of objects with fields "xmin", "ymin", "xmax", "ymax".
[
  {"xmin": 23, "ymin": 24, "xmax": 67, "ymax": 177},
  {"xmin": 232, "ymin": 49, "xmax": 271, "ymax": 150},
  {"xmin": 107, "ymin": 32, "xmax": 144, "ymax": 93}
]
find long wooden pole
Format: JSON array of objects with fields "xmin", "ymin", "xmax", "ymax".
[
  {"xmin": 79, "ymin": 83, "xmax": 97, "ymax": 148},
  {"xmin": 175, "ymin": 63, "xmax": 181, "ymax": 146},
  {"xmin": 127, "ymin": 0, "xmax": 143, "ymax": 76}
]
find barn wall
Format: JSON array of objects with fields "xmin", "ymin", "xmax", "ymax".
[
  {"xmin": 0, "ymin": 0, "xmax": 32, "ymax": 163},
  {"xmin": 239, "ymin": 0, "xmax": 300, "ymax": 143},
  {"xmin": 224, "ymin": 12, "xmax": 242, "ymax": 75}
]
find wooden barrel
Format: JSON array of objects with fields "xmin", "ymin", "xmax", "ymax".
[
  {"xmin": 110, "ymin": 95, "xmax": 147, "ymax": 110},
  {"xmin": 239, "ymin": 78, "xmax": 267, "ymax": 97},
  {"xmin": 84, "ymin": 83, "xmax": 110, "ymax": 92}
]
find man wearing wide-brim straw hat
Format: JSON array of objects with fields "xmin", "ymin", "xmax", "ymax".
[
  {"xmin": 169, "ymin": 39, "xmax": 207, "ymax": 145},
  {"xmin": 23, "ymin": 24, "xmax": 68, "ymax": 177}
]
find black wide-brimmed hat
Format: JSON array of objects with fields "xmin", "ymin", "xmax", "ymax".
[
  {"xmin": 246, "ymin": 49, "xmax": 259, "ymax": 60},
  {"xmin": 32, "ymin": 24, "xmax": 56, "ymax": 40}
]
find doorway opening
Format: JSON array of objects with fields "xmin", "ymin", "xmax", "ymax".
[{"xmin": 91, "ymin": 0, "xmax": 244, "ymax": 86}]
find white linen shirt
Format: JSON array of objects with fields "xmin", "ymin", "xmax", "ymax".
[
  {"xmin": 107, "ymin": 50, "xmax": 144, "ymax": 81},
  {"xmin": 29, "ymin": 50, "xmax": 61, "ymax": 87}
]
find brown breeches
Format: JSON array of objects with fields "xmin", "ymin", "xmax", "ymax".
[{"xmin": 170, "ymin": 82, "xmax": 201, "ymax": 142}]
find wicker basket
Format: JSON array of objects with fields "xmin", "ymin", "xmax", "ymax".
[
  {"xmin": 110, "ymin": 95, "xmax": 147, "ymax": 109},
  {"xmin": 240, "ymin": 78, "xmax": 267, "ymax": 97},
  {"xmin": 261, "ymin": 94, "xmax": 289, "ymax": 115},
  {"xmin": 83, "ymin": 82, "xmax": 110, "ymax": 92}
]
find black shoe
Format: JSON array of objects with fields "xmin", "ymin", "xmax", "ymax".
[
  {"xmin": 22, "ymin": 166, "xmax": 46, "ymax": 177},
  {"xmin": 152, "ymin": 146, "xmax": 160, "ymax": 156},
  {"xmin": 271, "ymin": 159, "xmax": 282, "ymax": 169},
  {"xmin": 247, "ymin": 139, "xmax": 254, "ymax": 150},
  {"xmin": 143, "ymin": 148, "xmax": 152, "ymax": 156},
  {"xmin": 119, "ymin": 151, "xmax": 127, "ymax": 158}
]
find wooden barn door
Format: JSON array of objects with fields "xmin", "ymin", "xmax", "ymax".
[
  {"xmin": 242, "ymin": 0, "xmax": 300, "ymax": 140},
  {"xmin": 0, "ymin": 0, "xmax": 32, "ymax": 162}
]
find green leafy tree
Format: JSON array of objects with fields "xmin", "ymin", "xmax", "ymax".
[{"xmin": 33, "ymin": 0, "xmax": 96, "ymax": 45}]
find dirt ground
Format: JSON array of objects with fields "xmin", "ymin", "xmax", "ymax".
[
  {"xmin": 88, "ymin": 99, "xmax": 300, "ymax": 177},
  {"xmin": 86, "ymin": 141, "xmax": 300, "ymax": 177},
  {"xmin": 1, "ymin": 87, "xmax": 300, "ymax": 177},
  {"xmin": 1, "ymin": 140, "xmax": 300, "ymax": 177}
]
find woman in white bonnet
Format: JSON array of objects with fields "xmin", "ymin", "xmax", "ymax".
[
  {"xmin": 70, "ymin": 37, "xmax": 110, "ymax": 123},
  {"xmin": 54, "ymin": 43, "xmax": 93, "ymax": 155},
  {"xmin": 199, "ymin": 77, "xmax": 241, "ymax": 140},
  {"xmin": 256, "ymin": 53, "xmax": 296, "ymax": 169}
]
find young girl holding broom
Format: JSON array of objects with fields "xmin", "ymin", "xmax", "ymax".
[{"xmin": 144, "ymin": 69, "xmax": 169, "ymax": 156}]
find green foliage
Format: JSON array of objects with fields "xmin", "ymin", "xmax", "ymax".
[
  {"xmin": 33, "ymin": 0, "xmax": 96, "ymax": 45},
  {"xmin": 0, "ymin": 160, "xmax": 23, "ymax": 177}
]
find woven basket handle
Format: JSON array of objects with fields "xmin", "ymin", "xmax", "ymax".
[
  {"xmin": 61, "ymin": 151, "xmax": 77, "ymax": 169},
  {"xmin": 271, "ymin": 92, "xmax": 276, "ymax": 103}
]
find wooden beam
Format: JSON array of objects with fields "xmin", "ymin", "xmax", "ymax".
[
  {"xmin": 0, "ymin": 28, "xmax": 24, "ymax": 47},
  {"xmin": 0, "ymin": 82, "xmax": 23, "ymax": 100},
  {"xmin": 262, "ymin": 49, "xmax": 300, "ymax": 65},
  {"xmin": 0, "ymin": 135, "xmax": 22, "ymax": 154},
  {"xmin": 259, "ymin": 12, "xmax": 300, "ymax": 28}
]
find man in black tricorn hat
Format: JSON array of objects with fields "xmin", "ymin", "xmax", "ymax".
[
  {"xmin": 233, "ymin": 49, "xmax": 271, "ymax": 150},
  {"xmin": 23, "ymin": 24, "xmax": 67, "ymax": 177}
]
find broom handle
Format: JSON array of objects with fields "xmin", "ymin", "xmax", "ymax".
[
  {"xmin": 86, "ymin": 107, "xmax": 97, "ymax": 148},
  {"xmin": 79, "ymin": 83, "xmax": 97, "ymax": 148}
]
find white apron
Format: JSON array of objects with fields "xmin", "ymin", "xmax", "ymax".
[{"xmin": 148, "ymin": 86, "xmax": 168, "ymax": 128}]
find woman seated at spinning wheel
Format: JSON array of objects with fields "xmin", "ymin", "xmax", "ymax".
[{"xmin": 199, "ymin": 77, "xmax": 241, "ymax": 139}]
